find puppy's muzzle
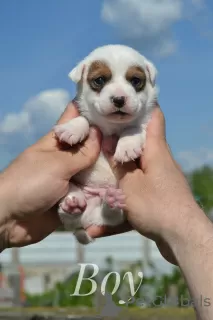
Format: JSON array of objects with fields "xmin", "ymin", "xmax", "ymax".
[{"xmin": 111, "ymin": 96, "xmax": 126, "ymax": 109}]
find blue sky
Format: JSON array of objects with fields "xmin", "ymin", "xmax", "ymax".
[{"xmin": 0, "ymin": 0, "xmax": 213, "ymax": 171}]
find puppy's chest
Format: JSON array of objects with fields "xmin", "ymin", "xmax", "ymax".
[
  {"xmin": 73, "ymin": 151, "xmax": 117, "ymax": 188},
  {"xmin": 74, "ymin": 111, "xmax": 138, "ymax": 187}
]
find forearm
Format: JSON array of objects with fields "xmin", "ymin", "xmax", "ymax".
[
  {"xmin": 167, "ymin": 206, "xmax": 213, "ymax": 319},
  {"xmin": 0, "ymin": 175, "xmax": 10, "ymax": 252},
  {"xmin": 0, "ymin": 223, "xmax": 7, "ymax": 253},
  {"xmin": 0, "ymin": 201, "xmax": 9, "ymax": 251}
]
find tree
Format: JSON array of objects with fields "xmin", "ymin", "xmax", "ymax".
[{"xmin": 188, "ymin": 165, "xmax": 213, "ymax": 213}]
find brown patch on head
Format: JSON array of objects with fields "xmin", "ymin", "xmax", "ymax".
[
  {"xmin": 125, "ymin": 65, "xmax": 146, "ymax": 92},
  {"xmin": 87, "ymin": 60, "xmax": 112, "ymax": 92}
]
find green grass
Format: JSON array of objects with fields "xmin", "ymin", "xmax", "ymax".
[{"xmin": 0, "ymin": 307, "xmax": 196, "ymax": 319}]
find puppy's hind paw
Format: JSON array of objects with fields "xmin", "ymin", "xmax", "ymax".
[
  {"xmin": 59, "ymin": 195, "xmax": 87, "ymax": 214},
  {"xmin": 104, "ymin": 187, "xmax": 126, "ymax": 209}
]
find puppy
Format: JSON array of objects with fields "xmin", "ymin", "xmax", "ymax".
[{"xmin": 54, "ymin": 44, "xmax": 158, "ymax": 245}]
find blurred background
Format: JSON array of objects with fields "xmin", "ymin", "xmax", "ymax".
[{"xmin": 0, "ymin": 0, "xmax": 213, "ymax": 316}]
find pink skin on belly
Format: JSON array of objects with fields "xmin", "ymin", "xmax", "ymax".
[{"xmin": 60, "ymin": 185, "xmax": 126, "ymax": 215}]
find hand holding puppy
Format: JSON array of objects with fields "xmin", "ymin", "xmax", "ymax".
[
  {"xmin": 0, "ymin": 103, "xmax": 101, "ymax": 249},
  {"xmin": 89, "ymin": 105, "xmax": 199, "ymax": 265},
  {"xmin": 0, "ymin": 102, "xmax": 130, "ymax": 250},
  {"xmin": 92, "ymin": 105, "xmax": 213, "ymax": 320}
]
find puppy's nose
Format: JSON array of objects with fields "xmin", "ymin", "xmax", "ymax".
[{"xmin": 111, "ymin": 96, "xmax": 125, "ymax": 108}]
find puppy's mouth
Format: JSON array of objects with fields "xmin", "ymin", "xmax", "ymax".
[
  {"xmin": 106, "ymin": 109, "xmax": 133, "ymax": 123},
  {"xmin": 111, "ymin": 110, "xmax": 128, "ymax": 115}
]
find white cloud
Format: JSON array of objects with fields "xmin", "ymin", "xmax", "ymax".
[
  {"xmin": 0, "ymin": 112, "xmax": 31, "ymax": 134},
  {"xmin": 101, "ymin": 0, "xmax": 206, "ymax": 57},
  {"xmin": 0, "ymin": 89, "xmax": 70, "ymax": 135},
  {"xmin": 0, "ymin": 89, "xmax": 70, "ymax": 170},
  {"xmin": 177, "ymin": 148, "xmax": 213, "ymax": 172}
]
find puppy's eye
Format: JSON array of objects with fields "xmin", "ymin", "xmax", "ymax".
[
  {"xmin": 92, "ymin": 76, "xmax": 106, "ymax": 87},
  {"xmin": 130, "ymin": 77, "xmax": 143, "ymax": 89}
]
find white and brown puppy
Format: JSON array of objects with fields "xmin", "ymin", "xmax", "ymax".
[{"xmin": 54, "ymin": 44, "xmax": 158, "ymax": 244}]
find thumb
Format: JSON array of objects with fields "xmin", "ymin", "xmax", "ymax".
[
  {"xmin": 62, "ymin": 126, "xmax": 102, "ymax": 177},
  {"xmin": 146, "ymin": 104, "xmax": 166, "ymax": 143},
  {"xmin": 56, "ymin": 101, "xmax": 79, "ymax": 125},
  {"xmin": 141, "ymin": 104, "xmax": 169, "ymax": 167},
  {"xmin": 102, "ymin": 136, "xmax": 138, "ymax": 183},
  {"xmin": 56, "ymin": 102, "xmax": 102, "ymax": 174},
  {"xmin": 35, "ymin": 101, "xmax": 102, "ymax": 176},
  {"xmin": 36, "ymin": 101, "xmax": 79, "ymax": 148}
]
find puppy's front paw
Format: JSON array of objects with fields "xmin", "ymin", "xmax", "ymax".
[
  {"xmin": 54, "ymin": 116, "xmax": 89, "ymax": 146},
  {"xmin": 114, "ymin": 136, "xmax": 143, "ymax": 163}
]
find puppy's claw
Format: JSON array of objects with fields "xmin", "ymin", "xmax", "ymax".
[
  {"xmin": 53, "ymin": 118, "xmax": 89, "ymax": 146},
  {"xmin": 114, "ymin": 142, "xmax": 143, "ymax": 163}
]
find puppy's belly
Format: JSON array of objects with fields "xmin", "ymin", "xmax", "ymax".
[
  {"xmin": 59, "ymin": 151, "xmax": 125, "ymax": 244},
  {"xmin": 73, "ymin": 151, "xmax": 117, "ymax": 188}
]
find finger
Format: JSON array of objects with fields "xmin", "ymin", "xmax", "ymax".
[
  {"xmin": 36, "ymin": 101, "xmax": 79, "ymax": 148},
  {"xmin": 102, "ymin": 136, "xmax": 138, "ymax": 182},
  {"xmin": 140, "ymin": 104, "xmax": 168, "ymax": 168},
  {"xmin": 86, "ymin": 221, "xmax": 133, "ymax": 238},
  {"xmin": 147, "ymin": 104, "xmax": 166, "ymax": 142},
  {"xmin": 144, "ymin": 105, "xmax": 182, "ymax": 173},
  {"xmin": 61, "ymin": 126, "xmax": 102, "ymax": 177},
  {"xmin": 148, "ymin": 106, "xmax": 177, "ymax": 164},
  {"xmin": 56, "ymin": 101, "xmax": 79, "ymax": 125}
]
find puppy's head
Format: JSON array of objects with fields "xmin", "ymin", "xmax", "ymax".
[{"xmin": 69, "ymin": 45, "xmax": 158, "ymax": 124}]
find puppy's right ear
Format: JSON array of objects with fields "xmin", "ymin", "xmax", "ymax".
[{"xmin": 68, "ymin": 61, "xmax": 85, "ymax": 83}]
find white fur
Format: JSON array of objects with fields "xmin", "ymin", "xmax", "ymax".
[{"xmin": 54, "ymin": 45, "xmax": 159, "ymax": 245}]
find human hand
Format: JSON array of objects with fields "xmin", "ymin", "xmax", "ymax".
[
  {"xmin": 0, "ymin": 101, "xmax": 133, "ymax": 250},
  {"xmin": 97, "ymin": 105, "xmax": 200, "ymax": 265},
  {"xmin": 0, "ymin": 102, "xmax": 103, "ymax": 249}
]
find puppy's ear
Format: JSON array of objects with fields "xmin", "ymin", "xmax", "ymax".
[
  {"xmin": 68, "ymin": 61, "xmax": 85, "ymax": 83},
  {"xmin": 144, "ymin": 59, "xmax": 158, "ymax": 87}
]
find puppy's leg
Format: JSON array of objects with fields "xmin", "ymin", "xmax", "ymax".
[
  {"xmin": 59, "ymin": 182, "xmax": 87, "ymax": 215},
  {"xmin": 70, "ymin": 188, "xmax": 126, "ymax": 245},
  {"xmin": 58, "ymin": 182, "xmax": 87, "ymax": 232},
  {"xmin": 72, "ymin": 197, "xmax": 103, "ymax": 245},
  {"xmin": 59, "ymin": 188, "xmax": 99, "ymax": 245},
  {"xmin": 83, "ymin": 186, "xmax": 126, "ymax": 209},
  {"xmin": 113, "ymin": 123, "xmax": 147, "ymax": 163},
  {"xmin": 54, "ymin": 116, "xmax": 89, "ymax": 146},
  {"xmin": 82, "ymin": 192, "xmax": 125, "ymax": 227}
]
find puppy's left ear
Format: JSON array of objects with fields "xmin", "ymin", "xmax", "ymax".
[
  {"xmin": 145, "ymin": 59, "xmax": 158, "ymax": 87},
  {"xmin": 68, "ymin": 61, "xmax": 85, "ymax": 83}
]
